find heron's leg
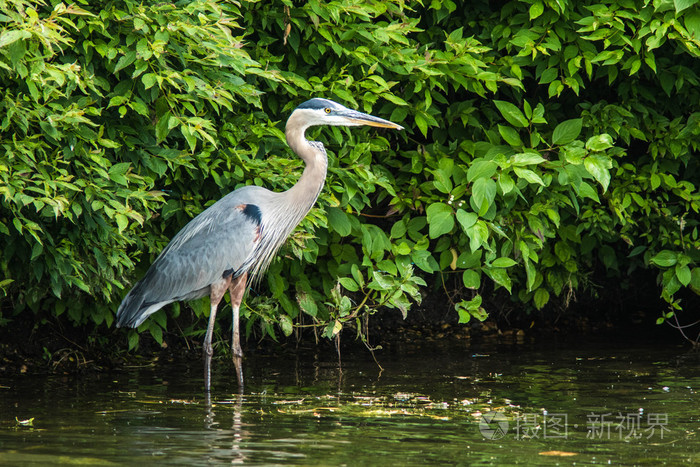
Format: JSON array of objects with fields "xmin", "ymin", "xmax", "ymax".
[
  {"xmin": 203, "ymin": 278, "xmax": 231, "ymax": 392},
  {"xmin": 228, "ymin": 272, "xmax": 247, "ymax": 359},
  {"xmin": 203, "ymin": 302, "xmax": 218, "ymax": 359}
]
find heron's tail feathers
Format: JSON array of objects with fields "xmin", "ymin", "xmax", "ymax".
[{"xmin": 116, "ymin": 279, "xmax": 168, "ymax": 328}]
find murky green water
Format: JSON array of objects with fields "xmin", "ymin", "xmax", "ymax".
[{"xmin": 1, "ymin": 338, "xmax": 699, "ymax": 465}]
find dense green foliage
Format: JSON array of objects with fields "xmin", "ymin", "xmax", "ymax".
[{"xmin": 1, "ymin": 0, "xmax": 699, "ymax": 347}]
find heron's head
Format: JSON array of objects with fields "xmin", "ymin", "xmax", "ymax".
[{"xmin": 290, "ymin": 98, "xmax": 404, "ymax": 131}]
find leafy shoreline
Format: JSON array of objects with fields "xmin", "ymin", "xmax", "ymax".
[{"xmin": 1, "ymin": 0, "xmax": 699, "ymax": 351}]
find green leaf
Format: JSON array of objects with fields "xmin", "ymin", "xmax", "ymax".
[
  {"xmin": 576, "ymin": 181, "xmax": 600, "ymax": 203},
  {"xmin": 513, "ymin": 167, "xmax": 545, "ymax": 186},
  {"xmin": 39, "ymin": 121, "xmax": 59, "ymax": 139},
  {"xmin": 114, "ymin": 51, "xmax": 137, "ymax": 74},
  {"xmin": 412, "ymin": 249, "xmax": 437, "ymax": 273},
  {"xmin": 498, "ymin": 125, "xmax": 522, "ymax": 147},
  {"xmin": 127, "ymin": 331, "xmax": 139, "ymax": 351},
  {"xmin": 327, "ymin": 207, "xmax": 352, "ymax": 236},
  {"xmin": 115, "ymin": 213, "xmax": 129, "ymax": 232},
  {"xmin": 156, "ymin": 111, "xmax": 173, "ymax": 142},
  {"xmin": 552, "ymin": 118, "xmax": 583, "ymax": 145},
  {"xmin": 30, "ymin": 242, "xmax": 43, "ymax": 261},
  {"xmin": 462, "ymin": 269, "xmax": 481, "ymax": 289},
  {"xmin": 0, "ymin": 30, "xmax": 31, "ymax": 48},
  {"xmin": 494, "ymin": 100, "xmax": 529, "ymax": 128},
  {"xmin": 339, "ymin": 296, "xmax": 353, "ymax": 317},
  {"xmin": 689, "ymin": 268, "xmax": 700, "ymax": 294},
  {"xmin": 142, "ymin": 73, "xmax": 158, "ymax": 89},
  {"xmin": 415, "ymin": 112, "xmax": 428, "ymax": 137},
  {"xmin": 512, "ymin": 152, "xmax": 546, "ymax": 166},
  {"xmin": 324, "ymin": 320, "xmax": 342, "ymax": 338},
  {"xmin": 456, "ymin": 296, "xmax": 487, "ymax": 323},
  {"xmin": 583, "ymin": 154, "xmax": 612, "ymax": 192},
  {"xmin": 390, "ymin": 221, "xmax": 406, "ymax": 239},
  {"xmin": 466, "ymin": 221, "xmax": 490, "ymax": 252},
  {"xmin": 525, "ymin": 260, "xmax": 537, "ymax": 291},
  {"xmin": 152, "ymin": 310, "xmax": 167, "ymax": 329},
  {"xmin": 108, "ymin": 162, "xmax": 130, "ymax": 186},
  {"xmin": 467, "ymin": 160, "xmax": 499, "ymax": 182},
  {"xmin": 471, "ymin": 178, "xmax": 497, "ymax": 215},
  {"xmin": 395, "ymin": 242, "xmax": 411, "ymax": 255},
  {"xmin": 426, "ymin": 203, "xmax": 454, "ymax": 238},
  {"xmin": 492, "ymin": 257, "xmax": 517, "ymax": 268},
  {"xmin": 457, "ymin": 305, "xmax": 471, "ymax": 324},
  {"xmin": 339, "ymin": 277, "xmax": 359, "ymax": 292},
  {"xmin": 539, "ymin": 67, "xmax": 558, "ymax": 84},
  {"xmin": 149, "ymin": 323, "xmax": 163, "ymax": 345},
  {"xmin": 487, "ymin": 268, "xmax": 512, "ymax": 293},
  {"xmin": 351, "ymin": 264, "xmax": 364, "ymax": 288},
  {"xmin": 529, "ymin": 1, "xmax": 544, "ymax": 19},
  {"xmin": 650, "ymin": 250, "xmax": 678, "ymax": 268},
  {"xmin": 585, "ymin": 134, "xmax": 614, "ymax": 152},
  {"xmin": 456, "ymin": 209, "xmax": 478, "ymax": 231},
  {"xmin": 498, "ymin": 173, "xmax": 515, "ymax": 194},
  {"xmin": 676, "ymin": 264, "xmax": 692, "ymax": 286},
  {"xmin": 650, "ymin": 173, "xmax": 661, "ymax": 190},
  {"xmin": 685, "ymin": 10, "xmax": 700, "ymax": 39},
  {"xmin": 279, "ymin": 315, "xmax": 293, "ymax": 336},
  {"xmin": 533, "ymin": 288, "xmax": 550, "ymax": 309},
  {"xmin": 298, "ymin": 293, "xmax": 318, "ymax": 317},
  {"xmin": 457, "ymin": 250, "xmax": 483, "ymax": 269},
  {"xmin": 674, "ymin": 0, "xmax": 698, "ymax": 13}
]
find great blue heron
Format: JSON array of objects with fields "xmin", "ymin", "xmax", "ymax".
[{"xmin": 116, "ymin": 98, "xmax": 403, "ymax": 391}]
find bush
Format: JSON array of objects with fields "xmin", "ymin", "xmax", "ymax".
[{"xmin": 1, "ymin": 0, "xmax": 698, "ymax": 347}]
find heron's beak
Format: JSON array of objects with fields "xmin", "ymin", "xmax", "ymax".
[{"xmin": 340, "ymin": 109, "xmax": 404, "ymax": 130}]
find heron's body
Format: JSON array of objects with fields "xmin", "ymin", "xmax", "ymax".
[
  {"xmin": 116, "ymin": 183, "xmax": 323, "ymax": 328},
  {"xmin": 116, "ymin": 98, "xmax": 402, "ymax": 391}
]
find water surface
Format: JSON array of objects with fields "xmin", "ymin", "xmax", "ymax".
[{"xmin": 1, "ymin": 337, "xmax": 698, "ymax": 464}]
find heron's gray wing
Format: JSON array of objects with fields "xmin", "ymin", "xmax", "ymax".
[
  {"xmin": 149, "ymin": 202, "xmax": 261, "ymax": 302},
  {"xmin": 116, "ymin": 197, "xmax": 262, "ymax": 327}
]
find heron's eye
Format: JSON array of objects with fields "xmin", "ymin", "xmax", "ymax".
[{"xmin": 324, "ymin": 108, "xmax": 331, "ymax": 114}]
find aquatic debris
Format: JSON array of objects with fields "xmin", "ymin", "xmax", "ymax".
[
  {"xmin": 15, "ymin": 417, "xmax": 34, "ymax": 427},
  {"xmin": 539, "ymin": 451, "xmax": 577, "ymax": 457},
  {"xmin": 272, "ymin": 399, "xmax": 306, "ymax": 405},
  {"xmin": 169, "ymin": 399, "xmax": 198, "ymax": 405}
]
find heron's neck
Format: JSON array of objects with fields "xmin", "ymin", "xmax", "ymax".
[{"xmin": 285, "ymin": 119, "xmax": 328, "ymax": 212}]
